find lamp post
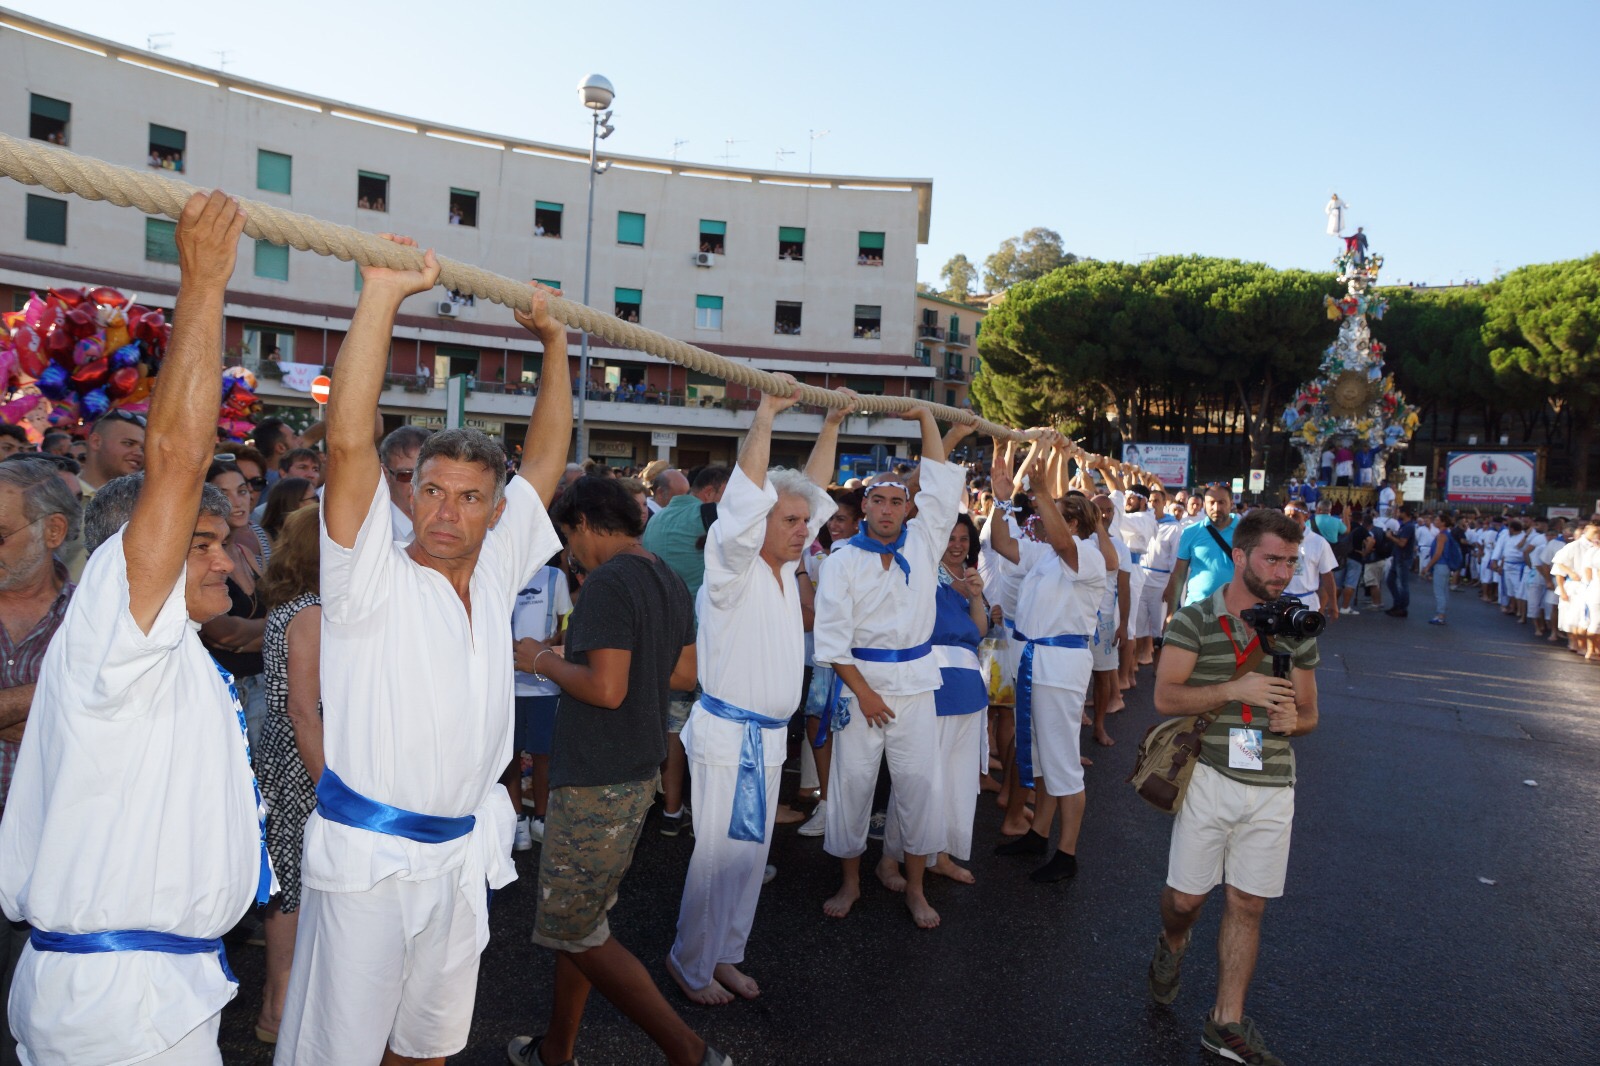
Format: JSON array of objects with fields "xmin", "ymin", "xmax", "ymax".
[{"xmin": 574, "ymin": 74, "xmax": 614, "ymax": 464}]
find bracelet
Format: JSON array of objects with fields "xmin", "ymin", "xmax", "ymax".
[{"xmin": 534, "ymin": 647, "xmax": 556, "ymax": 672}]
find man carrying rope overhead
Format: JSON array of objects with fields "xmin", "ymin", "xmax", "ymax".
[
  {"xmin": 0, "ymin": 190, "xmax": 274, "ymax": 1066},
  {"xmin": 273, "ymin": 237, "xmax": 569, "ymax": 1066}
]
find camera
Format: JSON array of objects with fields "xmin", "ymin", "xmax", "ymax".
[{"xmin": 1240, "ymin": 595, "xmax": 1325, "ymax": 640}]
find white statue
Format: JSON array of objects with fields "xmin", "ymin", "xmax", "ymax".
[{"xmin": 1325, "ymin": 194, "xmax": 1348, "ymax": 236}]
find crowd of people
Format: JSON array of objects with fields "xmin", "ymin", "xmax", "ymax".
[{"xmin": 0, "ymin": 192, "xmax": 1595, "ymax": 1066}]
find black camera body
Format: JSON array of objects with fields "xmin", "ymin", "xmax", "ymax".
[{"xmin": 1240, "ymin": 595, "xmax": 1326, "ymax": 641}]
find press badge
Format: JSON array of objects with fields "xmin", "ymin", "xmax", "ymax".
[{"xmin": 1229, "ymin": 727, "xmax": 1264, "ymax": 771}]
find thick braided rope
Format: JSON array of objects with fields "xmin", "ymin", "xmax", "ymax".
[{"xmin": 0, "ymin": 133, "xmax": 1032, "ymax": 441}]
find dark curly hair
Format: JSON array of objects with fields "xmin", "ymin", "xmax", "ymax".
[{"xmin": 549, "ymin": 476, "xmax": 645, "ymax": 538}]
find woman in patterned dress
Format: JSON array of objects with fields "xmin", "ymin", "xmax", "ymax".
[{"xmin": 251, "ymin": 504, "xmax": 323, "ymax": 1044}]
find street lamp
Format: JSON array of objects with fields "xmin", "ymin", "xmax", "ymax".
[{"xmin": 574, "ymin": 74, "xmax": 615, "ymax": 463}]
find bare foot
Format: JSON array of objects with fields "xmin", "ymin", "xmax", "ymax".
[
  {"xmin": 1094, "ymin": 730, "xmax": 1116, "ymax": 747},
  {"xmin": 1080, "ymin": 755, "xmax": 1094, "ymax": 766},
  {"xmin": 875, "ymin": 855, "xmax": 908, "ymax": 893},
  {"xmin": 713, "ymin": 963, "xmax": 760, "ymax": 1000},
  {"xmin": 774, "ymin": 805, "xmax": 806, "ymax": 826},
  {"xmin": 1138, "ymin": 656, "xmax": 1154, "ymax": 666},
  {"xmin": 667, "ymin": 955, "xmax": 734, "ymax": 1005},
  {"xmin": 930, "ymin": 856, "xmax": 975, "ymax": 884},
  {"xmin": 823, "ymin": 881, "xmax": 860, "ymax": 918},
  {"xmin": 1107, "ymin": 698, "xmax": 1126, "ymax": 714},
  {"xmin": 999, "ymin": 813, "xmax": 1033, "ymax": 836},
  {"xmin": 979, "ymin": 774, "xmax": 1002, "ymax": 794},
  {"xmin": 905, "ymin": 891, "xmax": 941, "ymax": 929}
]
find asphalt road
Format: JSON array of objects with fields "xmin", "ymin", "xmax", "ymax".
[{"xmin": 219, "ymin": 586, "xmax": 1599, "ymax": 1065}]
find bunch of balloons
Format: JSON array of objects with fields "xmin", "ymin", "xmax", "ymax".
[{"xmin": 0, "ymin": 286, "xmax": 168, "ymax": 435}]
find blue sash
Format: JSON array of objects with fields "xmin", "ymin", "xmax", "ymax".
[
  {"xmin": 1131, "ymin": 551, "xmax": 1144, "ymax": 565},
  {"xmin": 212, "ymin": 662, "xmax": 273, "ymax": 907},
  {"xmin": 812, "ymin": 640, "xmax": 933, "ymax": 748},
  {"xmin": 30, "ymin": 928, "xmax": 237, "ymax": 983},
  {"xmin": 698, "ymin": 693, "xmax": 791, "ymax": 843},
  {"xmin": 316, "ymin": 769, "xmax": 476, "ymax": 844},
  {"xmin": 1142, "ymin": 565, "xmax": 1171, "ymax": 574},
  {"xmin": 1011, "ymin": 630, "xmax": 1091, "ymax": 789}
]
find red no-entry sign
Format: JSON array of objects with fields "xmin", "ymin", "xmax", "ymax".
[{"xmin": 310, "ymin": 375, "xmax": 331, "ymax": 405}]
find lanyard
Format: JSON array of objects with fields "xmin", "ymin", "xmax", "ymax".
[{"xmin": 1217, "ymin": 615, "xmax": 1260, "ymax": 727}]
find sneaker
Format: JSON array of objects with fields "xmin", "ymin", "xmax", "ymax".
[
  {"xmin": 1147, "ymin": 933, "xmax": 1186, "ymax": 1005},
  {"xmin": 507, "ymin": 1033, "xmax": 577, "ymax": 1066},
  {"xmin": 1201, "ymin": 1013, "xmax": 1284, "ymax": 1065},
  {"xmin": 660, "ymin": 808, "xmax": 686, "ymax": 837},
  {"xmin": 700, "ymin": 1046, "xmax": 733, "ymax": 1066},
  {"xmin": 797, "ymin": 800, "xmax": 827, "ymax": 837},
  {"xmin": 763, "ymin": 864, "xmax": 777, "ymax": 885},
  {"xmin": 527, "ymin": 816, "xmax": 546, "ymax": 844},
  {"xmin": 1344, "ymin": 605, "xmax": 1358, "ymax": 615},
  {"xmin": 867, "ymin": 810, "xmax": 886, "ymax": 841},
  {"xmin": 1428, "ymin": 616, "xmax": 1446, "ymax": 626},
  {"xmin": 514, "ymin": 816, "xmax": 534, "ymax": 853}
]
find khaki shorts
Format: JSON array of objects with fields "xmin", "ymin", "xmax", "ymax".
[
  {"xmin": 1362, "ymin": 560, "xmax": 1388, "ymax": 588},
  {"xmin": 1167, "ymin": 762, "xmax": 1294, "ymax": 899},
  {"xmin": 532, "ymin": 780, "xmax": 655, "ymax": 951}
]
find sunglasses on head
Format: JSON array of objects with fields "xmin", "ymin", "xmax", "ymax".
[{"xmin": 100, "ymin": 410, "xmax": 147, "ymax": 428}]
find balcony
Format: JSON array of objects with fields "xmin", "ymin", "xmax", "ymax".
[
  {"xmin": 944, "ymin": 366, "xmax": 967, "ymax": 382},
  {"xmin": 918, "ymin": 323, "xmax": 946, "ymax": 341},
  {"xmin": 945, "ymin": 331, "xmax": 972, "ymax": 348}
]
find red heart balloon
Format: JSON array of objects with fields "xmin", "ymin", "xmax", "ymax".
[
  {"xmin": 70, "ymin": 357, "xmax": 110, "ymax": 391},
  {"xmin": 105, "ymin": 365, "xmax": 140, "ymax": 399},
  {"xmin": 47, "ymin": 288, "xmax": 84, "ymax": 309},
  {"xmin": 64, "ymin": 306, "xmax": 97, "ymax": 339},
  {"xmin": 87, "ymin": 286, "xmax": 129, "ymax": 309}
]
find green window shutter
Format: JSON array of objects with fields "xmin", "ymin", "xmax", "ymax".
[
  {"xmin": 257, "ymin": 150, "xmax": 292, "ymax": 194},
  {"xmin": 778, "ymin": 226, "xmax": 805, "ymax": 243},
  {"xmin": 950, "ymin": 313, "xmax": 960, "ymax": 335},
  {"xmin": 615, "ymin": 287, "xmax": 643, "ymax": 303},
  {"xmin": 695, "ymin": 295, "xmax": 724, "ymax": 311},
  {"xmin": 31, "ymin": 94, "xmax": 70, "ymax": 122},
  {"xmin": 358, "ymin": 169, "xmax": 387, "ymax": 181},
  {"xmin": 535, "ymin": 279, "xmax": 561, "ymax": 291},
  {"xmin": 254, "ymin": 240, "xmax": 289, "ymax": 281},
  {"xmin": 854, "ymin": 304, "xmax": 880, "ymax": 318},
  {"xmin": 974, "ymin": 320, "xmax": 982, "ymax": 338},
  {"xmin": 535, "ymin": 200, "xmax": 563, "ymax": 213},
  {"xmin": 617, "ymin": 211, "xmax": 646, "ymax": 245},
  {"xmin": 437, "ymin": 345, "xmax": 480, "ymax": 362},
  {"xmin": 25, "ymin": 195, "xmax": 67, "ymax": 244},
  {"xmin": 450, "ymin": 187, "xmax": 477, "ymax": 200},
  {"xmin": 858, "ymin": 231, "xmax": 885, "ymax": 250},
  {"xmin": 149, "ymin": 124, "xmax": 186, "ymax": 151},
  {"xmin": 699, "ymin": 220, "xmax": 727, "ymax": 236},
  {"xmin": 144, "ymin": 218, "xmax": 179, "ymax": 263}
]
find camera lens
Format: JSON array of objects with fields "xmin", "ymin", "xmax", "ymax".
[{"xmin": 1287, "ymin": 607, "xmax": 1326, "ymax": 638}]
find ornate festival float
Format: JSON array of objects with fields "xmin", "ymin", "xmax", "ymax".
[{"xmin": 1279, "ymin": 196, "xmax": 1419, "ymax": 507}]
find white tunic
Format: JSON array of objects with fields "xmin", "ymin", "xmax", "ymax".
[
  {"xmin": 685, "ymin": 465, "xmax": 834, "ymax": 766},
  {"xmin": 1012, "ymin": 535, "xmax": 1108, "ymax": 687},
  {"xmin": 978, "ymin": 510, "xmax": 1024, "ymax": 621},
  {"xmin": 813, "ymin": 460, "xmax": 963, "ymax": 695},
  {"xmin": 1285, "ymin": 529, "xmax": 1338, "ymax": 611},
  {"xmin": 0, "ymin": 530, "xmax": 263, "ymax": 1066},
  {"xmin": 1144, "ymin": 518, "xmax": 1186, "ymax": 574},
  {"xmin": 305, "ymin": 476, "xmax": 559, "ymax": 940}
]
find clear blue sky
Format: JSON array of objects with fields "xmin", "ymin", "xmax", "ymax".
[{"xmin": 13, "ymin": 0, "xmax": 1598, "ymax": 287}]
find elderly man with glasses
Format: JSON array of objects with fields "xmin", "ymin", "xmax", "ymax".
[{"xmin": 378, "ymin": 425, "xmax": 432, "ymax": 543}]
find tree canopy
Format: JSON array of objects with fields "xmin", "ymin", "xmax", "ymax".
[
  {"xmin": 939, "ymin": 254, "xmax": 978, "ymax": 299},
  {"xmin": 982, "ymin": 227, "xmax": 1077, "ymax": 292}
]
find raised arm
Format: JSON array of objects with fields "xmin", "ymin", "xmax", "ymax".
[
  {"xmin": 125, "ymin": 191, "xmax": 245, "ymax": 632},
  {"xmin": 514, "ymin": 283, "xmax": 573, "ymax": 503},
  {"xmin": 987, "ymin": 437, "xmax": 1021, "ymax": 565},
  {"xmin": 738, "ymin": 373, "xmax": 801, "ymax": 488},
  {"xmin": 805, "ymin": 390, "xmax": 855, "ymax": 488},
  {"xmin": 909, "ymin": 408, "xmax": 944, "ymax": 465},
  {"xmin": 325, "ymin": 235, "xmax": 440, "ymax": 548}
]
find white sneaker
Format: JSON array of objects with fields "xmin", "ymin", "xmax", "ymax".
[
  {"xmin": 797, "ymin": 800, "xmax": 827, "ymax": 837},
  {"xmin": 763, "ymin": 864, "xmax": 777, "ymax": 885},
  {"xmin": 514, "ymin": 816, "xmax": 533, "ymax": 852},
  {"xmin": 528, "ymin": 816, "xmax": 545, "ymax": 845}
]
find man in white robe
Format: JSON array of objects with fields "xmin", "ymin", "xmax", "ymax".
[{"xmin": 666, "ymin": 377, "xmax": 845, "ymax": 1004}]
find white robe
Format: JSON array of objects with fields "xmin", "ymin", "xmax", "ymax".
[
  {"xmin": 669, "ymin": 467, "xmax": 833, "ymax": 989},
  {"xmin": 1326, "ymin": 196, "xmax": 1348, "ymax": 236}
]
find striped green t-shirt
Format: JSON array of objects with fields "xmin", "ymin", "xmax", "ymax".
[{"xmin": 1163, "ymin": 588, "xmax": 1319, "ymax": 787}]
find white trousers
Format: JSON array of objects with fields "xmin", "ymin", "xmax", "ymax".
[
  {"xmin": 883, "ymin": 711, "xmax": 983, "ymax": 862},
  {"xmin": 25, "ymin": 1014, "xmax": 225, "ymax": 1066},
  {"xmin": 1136, "ymin": 574, "xmax": 1169, "ymax": 641},
  {"xmin": 667, "ymin": 759, "xmax": 782, "ymax": 989},
  {"xmin": 824, "ymin": 691, "xmax": 941, "ymax": 859},
  {"xmin": 1031, "ymin": 676, "xmax": 1092, "ymax": 798},
  {"xmin": 274, "ymin": 872, "xmax": 481, "ymax": 1065}
]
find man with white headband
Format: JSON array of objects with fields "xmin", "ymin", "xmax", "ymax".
[{"xmin": 815, "ymin": 411, "xmax": 972, "ymax": 929}]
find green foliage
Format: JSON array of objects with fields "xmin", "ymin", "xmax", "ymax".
[
  {"xmin": 982, "ymin": 227, "xmax": 1077, "ymax": 292},
  {"xmin": 1484, "ymin": 255, "xmax": 1600, "ymax": 409},
  {"xmin": 939, "ymin": 254, "xmax": 978, "ymax": 299}
]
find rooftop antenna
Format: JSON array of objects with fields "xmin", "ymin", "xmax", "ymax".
[
  {"xmin": 719, "ymin": 138, "xmax": 745, "ymax": 165},
  {"xmin": 671, "ymin": 138, "xmax": 689, "ymax": 161},
  {"xmin": 808, "ymin": 129, "xmax": 830, "ymax": 173},
  {"xmin": 213, "ymin": 49, "xmax": 234, "ymax": 72},
  {"xmin": 774, "ymin": 147, "xmax": 794, "ymax": 167},
  {"xmin": 147, "ymin": 32, "xmax": 173, "ymax": 53}
]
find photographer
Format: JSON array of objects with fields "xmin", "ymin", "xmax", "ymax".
[{"xmin": 1144, "ymin": 509, "xmax": 1321, "ymax": 1066}]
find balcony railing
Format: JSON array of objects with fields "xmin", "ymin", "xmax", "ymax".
[
  {"xmin": 944, "ymin": 367, "xmax": 967, "ymax": 381},
  {"xmin": 918, "ymin": 323, "xmax": 946, "ymax": 340},
  {"xmin": 945, "ymin": 331, "xmax": 972, "ymax": 347}
]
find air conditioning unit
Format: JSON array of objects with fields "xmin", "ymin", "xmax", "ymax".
[
  {"xmin": 436, "ymin": 301, "xmax": 460, "ymax": 318},
  {"xmin": 693, "ymin": 252, "xmax": 716, "ymax": 267}
]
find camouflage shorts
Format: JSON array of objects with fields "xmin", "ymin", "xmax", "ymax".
[
  {"xmin": 667, "ymin": 690, "xmax": 695, "ymax": 734},
  {"xmin": 531, "ymin": 779, "xmax": 655, "ymax": 952}
]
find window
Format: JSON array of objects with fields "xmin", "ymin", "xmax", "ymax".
[
  {"xmin": 617, "ymin": 211, "xmax": 645, "ymax": 246},
  {"xmin": 914, "ymin": 343, "xmax": 932, "ymax": 366},
  {"xmin": 357, "ymin": 170, "xmax": 388, "ymax": 211},
  {"xmin": 535, "ymin": 278, "xmax": 562, "ymax": 292},
  {"xmin": 858, "ymin": 231, "xmax": 885, "ymax": 265},
  {"xmin": 695, "ymin": 294, "xmax": 723, "ymax": 331},
  {"xmin": 853, "ymin": 304, "xmax": 882, "ymax": 339},
  {"xmin": 972, "ymin": 356, "xmax": 982, "ymax": 375},
  {"xmin": 254, "ymin": 240, "xmax": 289, "ymax": 281},
  {"xmin": 946, "ymin": 389, "xmax": 957, "ymax": 407},
  {"xmin": 614, "ymin": 287, "xmax": 642, "ymax": 322},
  {"xmin": 921, "ymin": 308, "xmax": 938, "ymax": 327},
  {"xmin": 774, "ymin": 301, "xmax": 802, "ymax": 336},
  {"xmin": 30, "ymin": 94, "xmax": 70, "ymax": 145},
  {"xmin": 845, "ymin": 377, "xmax": 883, "ymax": 396},
  {"xmin": 945, "ymin": 353, "xmax": 963, "ymax": 379},
  {"xmin": 24, "ymin": 195, "xmax": 67, "ymax": 245},
  {"xmin": 535, "ymin": 201, "xmax": 563, "ymax": 237},
  {"xmin": 778, "ymin": 226, "xmax": 805, "ymax": 261},
  {"xmin": 242, "ymin": 324, "xmax": 295, "ymax": 367},
  {"xmin": 144, "ymin": 218, "xmax": 179, "ymax": 264},
  {"xmin": 434, "ymin": 345, "xmax": 480, "ymax": 388},
  {"xmin": 257, "ymin": 150, "xmax": 292, "ymax": 194},
  {"xmin": 446, "ymin": 289, "xmax": 475, "ymax": 308},
  {"xmin": 698, "ymin": 220, "xmax": 726, "ymax": 255},
  {"xmin": 148, "ymin": 124, "xmax": 186, "ymax": 172},
  {"xmin": 449, "ymin": 188, "xmax": 478, "ymax": 227}
]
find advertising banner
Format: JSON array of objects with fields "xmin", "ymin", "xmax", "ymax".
[
  {"xmin": 1445, "ymin": 452, "xmax": 1536, "ymax": 504},
  {"xmin": 1122, "ymin": 443, "xmax": 1190, "ymax": 488}
]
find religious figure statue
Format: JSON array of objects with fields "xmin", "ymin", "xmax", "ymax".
[{"xmin": 1325, "ymin": 193, "xmax": 1348, "ymax": 236}]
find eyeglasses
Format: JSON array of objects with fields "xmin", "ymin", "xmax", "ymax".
[
  {"xmin": 0, "ymin": 516, "xmax": 44, "ymax": 547},
  {"xmin": 386, "ymin": 467, "xmax": 415, "ymax": 484},
  {"xmin": 245, "ymin": 476, "xmax": 268, "ymax": 490},
  {"xmin": 98, "ymin": 410, "xmax": 147, "ymax": 428}
]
